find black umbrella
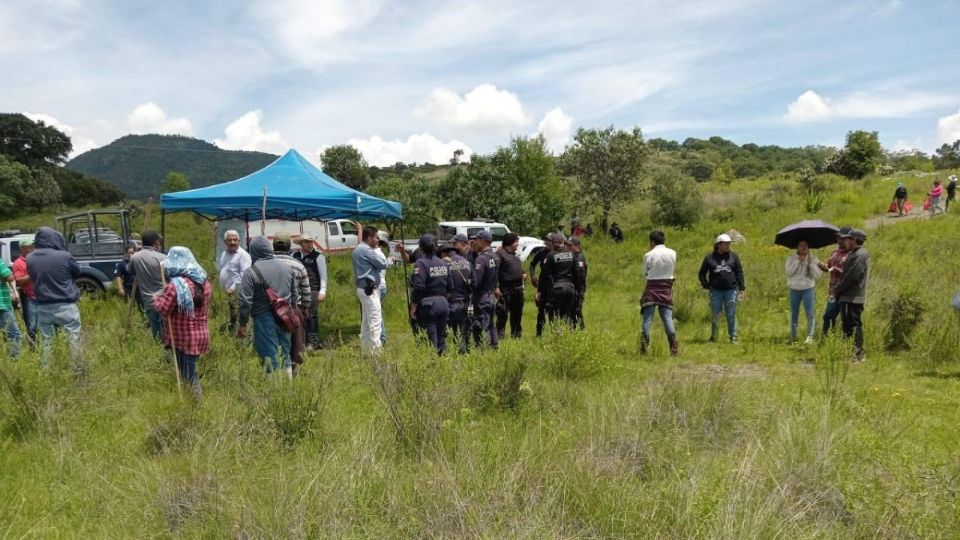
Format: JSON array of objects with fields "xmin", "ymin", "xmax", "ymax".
[{"xmin": 774, "ymin": 220, "xmax": 839, "ymax": 249}]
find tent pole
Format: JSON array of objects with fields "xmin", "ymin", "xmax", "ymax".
[
  {"xmin": 261, "ymin": 186, "xmax": 267, "ymax": 236},
  {"xmin": 160, "ymin": 209, "xmax": 166, "ymax": 251},
  {"xmin": 399, "ymin": 219, "xmax": 411, "ymax": 326}
]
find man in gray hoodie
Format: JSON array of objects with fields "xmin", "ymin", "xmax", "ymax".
[
  {"xmin": 26, "ymin": 227, "xmax": 83, "ymax": 370},
  {"xmin": 833, "ymin": 229, "xmax": 870, "ymax": 362},
  {"xmin": 236, "ymin": 236, "xmax": 299, "ymax": 376}
]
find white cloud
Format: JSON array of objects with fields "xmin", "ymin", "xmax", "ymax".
[
  {"xmin": 342, "ymin": 134, "xmax": 472, "ymax": 167},
  {"xmin": 415, "ymin": 84, "xmax": 530, "ymax": 131},
  {"xmin": 937, "ymin": 109, "xmax": 960, "ymax": 146},
  {"xmin": 253, "ymin": 0, "xmax": 382, "ymax": 65},
  {"xmin": 535, "ymin": 108, "xmax": 573, "ymax": 154},
  {"xmin": 215, "ymin": 110, "xmax": 289, "ymax": 154},
  {"xmin": 786, "ymin": 90, "xmax": 957, "ymax": 123},
  {"xmin": 23, "ymin": 111, "xmax": 99, "ymax": 157},
  {"xmin": 127, "ymin": 102, "xmax": 193, "ymax": 136}
]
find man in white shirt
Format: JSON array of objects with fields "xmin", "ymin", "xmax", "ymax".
[
  {"xmin": 641, "ymin": 230, "xmax": 679, "ymax": 356},
  {"xmin": 217, "ymin": 229, "xmax": 251, "ymax": 332}
]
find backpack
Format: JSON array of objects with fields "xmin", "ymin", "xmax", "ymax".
[
  {"xmin": 250, "ymin": 263, "xmax": 303, "ymax": 332},
  {"xmin": 895, "ymin": 186, "xmax": 907, "ymax": 198}
]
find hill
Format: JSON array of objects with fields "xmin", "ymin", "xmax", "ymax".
[{"xmin": 66, "ymin": 134, "xmax": 277, "ymax": 199}]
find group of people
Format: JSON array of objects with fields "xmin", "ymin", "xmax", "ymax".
[
  {"xmin": 891, "ymin": 176, "xmax": 957, "ymax": 217},
  {"xmin": 353, "ymin": 226, "xmax": 589, "ymax": 356},
  {"xmin": 639, "ymin": 227, "xmax": 871, "ymax": 361}
]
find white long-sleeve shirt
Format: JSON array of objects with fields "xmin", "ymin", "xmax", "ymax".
[
  {"xmin": 644, "ymin": 244, "xmax": 677, "ymax": 280},
  {"xmin": 217, "ymin": 247, "xmax": 251, "ymax": 293},
  {"xmin": 785, "ymin": 253, "xmax": 822, "ymax": 291}
]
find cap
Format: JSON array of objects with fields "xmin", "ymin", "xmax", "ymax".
[
  {"xmin": 715, "ymin": 233, "xmax": 732, "ymax": 244},
  {"xmin": 850, "ymin": 229, "xmax": 867, "ymax": 242},
  {"xmin": 273, "ymin": 232, "xmax": 292, "ymax": 246},
  {"xmin": 438, "ymin": 242, "xmax": 457, "ymax": 253},
  {"xmin": 21, "ymin": 238, "xmax": 34, "ymax": 247},
  {"xmin": 418, "ymin": 233, "xmax": 437, "ymax": 250},
  {"xmin": 452, "ymin": 233, "xmax": 469, "ymax": 243},
  {"xmin": 470, "ymin": 230, "xmax": 492, "ymax": 241},
  {"xmin": 297, "ymin": 233, "xmax": 315, "ymax": 243},
  {"xmin": 836, "ymin": 227, "xmax": 854, "ymax": 238}
]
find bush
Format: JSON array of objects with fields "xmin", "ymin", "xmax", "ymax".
[
  {"xmin": 882, "ymin": 289, "xmax": 925, "ymax": 351},
  {"xmin": 649, "ymin": 169, "xmax": 703, "ymax": 228},
  {"xmin": 540, "ymin": 330, "xmax": 610, "ymax": 380}
]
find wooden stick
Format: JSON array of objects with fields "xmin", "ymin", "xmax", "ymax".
[
  {"xmin": 122, "ymin": 280, "xmax": 139, "ymax": 337},
  {"xmin": 159, "ymin": 265, "xmax": 183, "ymax": 397}
]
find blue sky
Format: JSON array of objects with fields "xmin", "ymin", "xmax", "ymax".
[{"xmin": 3, "ymin": 0, "xmax": 960, "ymax": 166}]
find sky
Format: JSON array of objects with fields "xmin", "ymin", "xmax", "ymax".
[{"xmin": 4, "ymin": 0, "xmax": 960, "ymax": 166}]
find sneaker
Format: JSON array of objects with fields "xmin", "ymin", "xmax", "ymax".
[
  {"xmin": 804, "ymin": 336, "xmax": 814, "ymax": 345},
  {"xmin": 284, "ymin": 366, "xmax": 294, "ymax": 380}
]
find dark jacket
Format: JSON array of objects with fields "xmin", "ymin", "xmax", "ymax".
[
  {"xmin": 833, "ymin": 246, "xmax": 870, "ymax": 304},
  {"xmin": 411, "ymin": 254, "xmax": 453, "ymax": 304},
  {"xmin": 238, "ymin": 236, "xmax": 299, "ymax": 325},
  {"xmin": 539, "ymin": 248, "xmax": 577, "ymax": 293},
  {"xmin": 698, "ymin": 250, "xmax": 745, "ymax": 291},
  {"xmin": 472, "ymin": 248, "xmax": 499, "ymax": 302},
  {"xmin": 496, "ymin": 247, "xmax": 524, "ymax": 289},
  {"xmin": 26, "ymin": 227, "xmax": 80, "ymax": 304}
]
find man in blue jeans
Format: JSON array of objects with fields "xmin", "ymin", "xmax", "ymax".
[
  {"xmin": 698, "ymin": 234, "xmax": 746, "ymax": 343},
  {"xmin": 129, "ymin": 230, "xmax": 167, "ymax": 342},
  {"xmin": 641, "ymin": 230, "xmax": 678, "ymax": 355},
  {"xmin": 26, "ymin": 227, "xmax": 83, "ymax": 371}
]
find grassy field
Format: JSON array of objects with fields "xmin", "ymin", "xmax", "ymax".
[{"xmin": 1, "ymin": 172, "xmax": 960, "ymax": 538}]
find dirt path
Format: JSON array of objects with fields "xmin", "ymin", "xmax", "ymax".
[{"xmin": 864, "ymin": 207, "xmax": 944, "ymax": 229}]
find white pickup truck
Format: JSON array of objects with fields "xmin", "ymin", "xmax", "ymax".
[{"xmin": 393, "ymin": 221, "xmax": 545, "ymax": 262}]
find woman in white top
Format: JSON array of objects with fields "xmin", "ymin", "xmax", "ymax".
[{"xmin": 785, "ymin": 240, "xmax": 823, "ymax": 343}]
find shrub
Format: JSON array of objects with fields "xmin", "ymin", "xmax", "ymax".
[
  {"xmin": 540, "ymin": 329, "xmax": 610, "ymax": 380},
  {"xmin": 649, "ymin": 169, "xmax": 703, "ymax": 228},
  {"xmin": 882, "ymin": 289, "xmax": 925, "ymax": 351},
  {"xmin": 804, "ymin": 190, "xmax": 825, "ymax": 214},
  {"xmin": 471, "ymin": 346, "xmax": 528, "ymax": 411}
]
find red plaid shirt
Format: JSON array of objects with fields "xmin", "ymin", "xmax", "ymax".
[
  {"xmin": 152, "ymin": 279, "xmax": 212, "ymax": 355},
  {"xmin": 825, "ymin": 248, "xmax": 850, "ymax": 290}
]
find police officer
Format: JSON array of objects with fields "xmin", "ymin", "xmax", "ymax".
[
  {"xmin": 495, "ymin": 232, "xmax": 526, "ymax": 339},
  {"xmin": 440, "ymin": 241, "xmax": 473, "ymax": 354},
  {"xmin": 451, "ymin": 233, "xmax": 474, "ymax": 266},
  {"xmin": 470, "ymin": 230, "xmax": 499, "ymax": 349},
  {"xmin": 568, "ymin": 236, "xmax": 588, "ymax": 329},
  {"xmin": 532, "ymin": 233, "xmax": 561, "ymax": 337},
  {"xmin": 410, "ymin": 233, "xmax": 453, "ymax": 354},
  {"xmin": 538, "ymin": 235, "xmax": 577, "ymax": 327}
]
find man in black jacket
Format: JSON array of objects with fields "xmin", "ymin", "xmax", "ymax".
[
  {"xmin": 697, "ymin": 234, "xmax": 745, "ymax": 343},
  {"xmin": 832, "ymin": 229, "xmax": 870, "ymax": 362},
  {"xmin": 495, "ymin": 233, "xmax": 526, "ymax": 338}
]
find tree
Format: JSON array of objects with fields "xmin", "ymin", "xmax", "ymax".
[
  {"xmin": 367, "ymin": 173, "xmax": 439, "ymax": 237},
  {"xmin": 649, "ymin": 167, "xmax": 703, "ymax": 228},
  {"xmin": 683, "ymin": 158, "xmax": 714, "ymax": 182},
  {"xmin": 162, "ymin": 171, "xmax": 190, "ymax": 192},
  {"xmin": 48, "ymin": 167, "xmax": 125, "ymax": 206},
  {"xmin": 20, "ymin": 168, "xmax": 61, "ymax": 211},
  {"xmin": 449, "ymin": 148, "xmax": 465, "ymax": 166},
  {"xmin": 826, "ymin": 130, "xmax": 883, "ymax": 179},
  {"xmin": 0, "ymin": 113, "xmax": 73, "ymax": 166},
  {"xmin": 933, "ymin": 140, "xmax": 960, "ymax": 170},
  {"xmin": 713, "ymin": 160, "xmax": 735, "ymax": 185},
  {"xmin": 320, "ymin": 145, "xmax": 370, "ymax": 190},
  {"xmin": 561, "ymin": 126, "xmax": 647, "ymax": 232},
  {"xmin": 0, "ymin": 156, "xmax": 62, "ymax": 215}
]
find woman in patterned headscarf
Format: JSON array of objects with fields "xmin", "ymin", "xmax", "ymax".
[{"xmin": 152, "ymin": 246, "xmax": 212, "ymax": 401}]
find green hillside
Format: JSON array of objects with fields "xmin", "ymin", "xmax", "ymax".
[{"xmin": 66, "ymin": 134, "xmax": 277, "ymax": 199}]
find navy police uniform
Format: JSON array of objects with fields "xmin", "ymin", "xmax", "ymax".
[
  {"xmin": 495, "ymin": 246, "xmax": 525, "ymax": 338},
  {"xmin": 442, "ymin": 246, "xmax": 473, "ymax": 354},
  {"xmin": 539, "ymin": 246, "xmax": 578, "ymax": 326},
  {"xmin": 411, "ymin": 253, "xmax": 453, "ymax": 354},
  {"xmin": 531, "ymin": 244, "xmax": 554, "ymax": 337},
  {"xmin": 472, "ymin": 245, "xmax": 500, "ymax": 349}
]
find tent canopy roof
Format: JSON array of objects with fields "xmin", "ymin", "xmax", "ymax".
[{"xmin": 160, "ymin": 149, "xmax": 402, "ymax": 221}]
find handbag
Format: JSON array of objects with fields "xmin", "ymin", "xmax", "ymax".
[
  {"xmin": 250, "ymin": 263, "xmax": 303, "ymax": 332},
  {"xmin": 923, "ymin": 197, "xmax": 932, "ymax": 211}
]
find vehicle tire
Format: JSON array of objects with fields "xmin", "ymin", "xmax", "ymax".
[{"xmin": 75, "ymin": 276, "xmax": 105, "ymax": 297}]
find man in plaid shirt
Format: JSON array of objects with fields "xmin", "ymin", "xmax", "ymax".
[{"xmin": 818, "ymin": 226, "xmax": 852, "ymax": 335}]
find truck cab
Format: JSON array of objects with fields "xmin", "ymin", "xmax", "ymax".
[{"xmin": 58, "ymin": 209, "xmax": 132, "ymax": 294}]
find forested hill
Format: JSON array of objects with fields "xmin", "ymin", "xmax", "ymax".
[{"xmin": 66, "ymin": 134, "xmax": 278, "ymax": 199}]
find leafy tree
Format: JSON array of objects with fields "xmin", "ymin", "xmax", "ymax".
[
  {"xmin": 449, "ymin": 148, "xmax": 465, "ymax": 166},
  {"xmin": 321, "ymin": 144, "xmax": 370, "ymax": 190},
  {"xmin": 714, "ymin": 160, "xmax": 736, "ymax": 185},
  {"xmin": 0, "ymin": 113, "xmax": 72, "ymax": 166},
  {"xmin": 826, "ymin": 130, "xmax": 883, "ymax": 179},
  {"xmin": 886, "ymin": 149, "xmax": 934, "ymax": 172},
  {"xmin": 162, "ymin": 171, "xmax": 190, "ymax": 193},
  {"xmin": 683, "ymin": 159, "xmax": 714, "ymax": 182},
  {"xmin": 0, "ymin": 156, "xmax": 62, "ymax": 215},
  {"xmin": 367, "ymin": 173, "xmax": 439, "ymax": 237},
  {"xmin": 933, "ymin": 140, "xmax": 960, "ymax": 170},
  {"xmin": 648, "ymin": 167, "xmax": 703, "ymax": 228},
  {"xmin": 20, "ymin": 168, "xmax": 61, "ymax": 211},
  {"xmin": 561, "ymin": 126, "xmax": 647, "ymax": 232},
  {"xmin": 491, "ymin": 135, "xmax": 569, "ymax": 234},
  {"xmin": 47, "ymin": 167, "xmax": 124, "ymax": 206}
]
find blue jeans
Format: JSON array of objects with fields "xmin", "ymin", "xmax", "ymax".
[
  {"xmin": 21, "ymin": 297, "xmax": 38, "ymax": 344},
  {"xmin": 36, "ymin": 302, "xmax": 83, "ymax": 369},
  {"xmin": 789, "ymin": 288, "xmax": 815, "ymax": 341},
  {"xmin": 175, "ymin": 350, "xmax": 199, "ymax": 385},
  {"xmin": 379, "ymin": 287, "xmax": 387, "ymax": 345},
  {"xmin": 144, "ymin": 304, "xmax": 164, "ymax": 343},
  {"xmin": 252, "ymin": 312, "xmax": 291, "ymax": 373},
  {"xmin": 822, "ymin": 296, "xmax": 841, "ymax": 334},
  {"xmin": 641, "ymin": 304, "xmax": 676, "ymax": 348},
  {"xmin": 0, "ymin": 309, "xmax": 22, "ymax": 359},
  {"xmin": 709, "ymin": 289, "xmax": 738, "ymax": 342}
]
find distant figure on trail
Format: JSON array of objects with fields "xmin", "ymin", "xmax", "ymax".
[
  {"xmin": 609, "ymin": 223, "xmax": 624, "ymax": 243},
  {"xmin": 153, "ymin": 246, "xmax": 212, "ymax": 401},
  {"xmin": 216, "ymin": 230, "xmax": 250, "ymax": 334},
  {"xmin": 832, "ymin": 229, "xmax": 870, "ymax": 362},
  {"xmin": 12, "ymin": 238, "xmax": 37, "ymax": 346},
  {"xmin": 946, "ymin": 175, "xmax": 957, "ymax": 211},
  {"xmin": 571, "ymin": 222, "xmax": 586, "ymax": 237},
  {"xmin": 130, "ymin": 230, "xmax": 167, "ymax": 343},
  {"xmin": 584, "ymin": 224, "xmax": 594, "ymax": 238},
  {"xmin": 698, "ymin": 234, "xmax": 745, "ymax": 344},
  {"xmin": 928, "ymin": 180, "xmax": 944, "ymax": 215},
  {"xmin": 892, "ymin": 182, "xmax": 908, "ymax": 216},
  {"xmin": 0, "ymin": 259, "xmax": 21, "ymax": 359},
  {"xmin": 785, "ymin": 240, "xmax": 823, "ymax": 344},
  {"xmin": 818, "ymin": 226, "xmax": 852, "ymax": 335},
  {"xmin": 641, "ymin": 230, "xmax": 678, "ymax": 356},
  {"xmin": 26, "ymin": 227, "xmax": 83, "ymax": 372}
]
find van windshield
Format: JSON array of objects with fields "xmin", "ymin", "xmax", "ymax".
[
  {"xmin": 438, "ymin": 225, "xmax": 457, "ymax": 240},
  {"xmin": 490, "ymin": 227, "xmax": 507, "ymax": 242}
]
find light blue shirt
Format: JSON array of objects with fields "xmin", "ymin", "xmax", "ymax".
[{"xmin": 352, "ymin": 244, "xmax": 390, "ymax": 288}]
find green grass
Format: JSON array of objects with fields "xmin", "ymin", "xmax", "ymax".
[{"xmin": 2, "ymin": 172, "xmax": 960, "ymax": 537}]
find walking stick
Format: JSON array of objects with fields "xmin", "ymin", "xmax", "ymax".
[
  {"xmin": 122, "ymin": 280, "xmax": 139, "ymax": 337},
  {"xmin": 158, "ymin": 265, "xmax": 183, "ymax": 397}
]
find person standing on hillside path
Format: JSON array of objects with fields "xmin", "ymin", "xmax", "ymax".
[
  {"xmin": 833, "ymin": 229, "xmax": 870, "ymax": 362},
  {"xmin": 495, "ymin": 233, "xmax": 526, "ymax": 339},
  {"xmin": 12, "ymin": 239, "xmax": 37, "ymax": 347},
  {"xmin": 609, "ymin": 223, "xmax": 624, "ymax": 243},
  {"xmin": 641, "ymin": 230, "xmax": 678, "ymax": 355},
  {"xmin": 352, "ymin": 226, "xmax": 393, "ymax": 355},
  {"xmin": 0, "ymin": 259, "xmax": 22, "ymax": 359},
  {"xmin": 818, "ymin": 227, "xmax": 852, "ymax": 335},
  {"xmin": 130, "ymin": 230, "xmax": 167, "ymax": 343},
  {"xmin": 785, "ymin": 240, "xmax": 823, "ymax": 344},
  {"xmin": 152, "ymin": 246, "xmax": 212, "ymax": 401},
  {"xmin": 928, "ymin": 180, "xmax": 944, "ymax": 215},
  {"xmin": 294, "ymin": 234, "xmax": 327, "ymax": 350},
  {"xmin": 27, "ymin": 227, "xmax": 83, "ymax": 371},
  {"xmin": 946, "ymin": 175, "xmax": 957, "ymax": 211},
  {"xmin": 892, "ymin": 182, "xmax": 908, "ymax": 216},
  {"xmin": 698, "ymin": 234, "xmax": 745, "ymax": 344},
  {"xmin": 217, "ymin": 230, "xmax": 250, "ymax": 334}
]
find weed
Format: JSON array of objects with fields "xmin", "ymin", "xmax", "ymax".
[{"xmin": 882, "ymin": 288, "xmax": 925, "ymax": 351}]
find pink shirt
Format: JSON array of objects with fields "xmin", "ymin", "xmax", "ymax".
[{"xmin": 931, "ymin": 185, "xmax": 944, "ymax": 197}]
